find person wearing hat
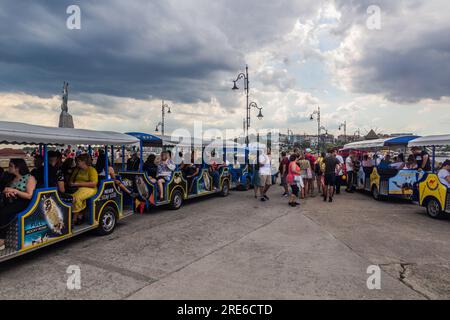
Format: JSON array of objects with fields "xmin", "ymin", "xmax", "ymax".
[{"xmin": 438, "ymin": 160, "xmax": 450, "ymax": 188}]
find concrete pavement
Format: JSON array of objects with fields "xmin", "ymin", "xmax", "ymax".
[{"xmin": 0, "ymin": 187, "xmax": 449, "ymax": 299}]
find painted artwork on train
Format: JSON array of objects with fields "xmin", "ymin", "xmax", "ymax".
[
  {"xmin": 22, "ymin": 192, "xmax": 70, "ymax": 250},
  {"xmin": 389, "ymin": 170, "xmax": 424, "ymax": 197}
]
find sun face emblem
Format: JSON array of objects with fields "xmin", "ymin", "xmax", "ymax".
[{"xmin": 426, "ymin": 178, "xmax": 439, "ymax": 191}]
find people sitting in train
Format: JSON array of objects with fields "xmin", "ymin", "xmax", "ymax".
[
  {"xmin": 411, "ymin": 146, "xmax": 431, "ymax": 172},
  {"xmin": 30, "ymin": 155, "xmax": 44, "ymax": 187},
  {"xmin": 389, "ymin": 154, "xmax": 405, "ymax": 170},
  {"xmin": 48, "ymin": 151, "xmax": 65, "ymax": 192},
  {"xmin": 143, "ymin": 154, "xmax": 158, "ymax": 183},
  {"xmin": 96, "ymin": 151, "xmax": 133, "ymax": 196},
  {"xmin": 0, "ymin": 159, "xmax": 37, "ymax": 251},
  {"xmin": 404, "ymin": 155, "xmax": 418, "ymax": 169},
  {"xmin": 438, "ymin": 160, "xmax": 450, "ymax": 188},
  {"xmin": 68, "ymin": 154, "xmax": 98, "ymax": 225},
  {"xmin": 209, "ymin": 151, "xmax": 227, "ymax": 190},
  {"xmin": 61, "ymin": 157, "xmax": 76, "ymax": 191},
  {"xmin": 156, "ymin": 151, "xmax": 176, "ymax": 201},
  {"xmin": 181, "ymin": 151, "xmax": 199, "ymax": 194},
  {"xmin": 378, "ymin": 155, "xmax": 392, "ymax": 169},
  {"xmin": 126, "ymin": 152, "xmax": 140, "ymax": 171}
]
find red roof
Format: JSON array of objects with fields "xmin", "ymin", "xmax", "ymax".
[{"xmin": 0, "ymin": 148, "xmax": 26, "ymax": 157}]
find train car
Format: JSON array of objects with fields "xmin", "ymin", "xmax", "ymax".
[
  {"xmin": 0, "ymin": 121, "xmax": 139, "ymax": 262},
  {"xmin": 343, "ymin": 135, "xmax": 421, "ymax": 200},
  {"xmin": 118, "ymin": 133, "xmax": 232, "ymax": 212},
  {"xmin": 408, "ymin": 135, "xmax": 450, "ymax": 219}
]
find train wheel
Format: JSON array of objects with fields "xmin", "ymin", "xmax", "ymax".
[
  {"xmin": 97, "ymin": 206, "xmax": 117, "ymax": 236},
  {"xmin": 221, "ymin": 180, "xmax": 230, "ymax": 197},
  {"xmin": 170, "ymin": 189, "xmax": 183, "ymax": 210},
  {"xmin": 426, "ymin": 198, "xmax": 445, "ymax": 219}
]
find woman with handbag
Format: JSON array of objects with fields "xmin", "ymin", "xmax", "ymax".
[{"xmin": 286, "ymin": 154, "xmax": 301, "ymax": 207}]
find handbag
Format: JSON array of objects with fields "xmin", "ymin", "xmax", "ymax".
[{"xmin": 294, "ymin": 175, "xmax": 304, "ymax": 188}]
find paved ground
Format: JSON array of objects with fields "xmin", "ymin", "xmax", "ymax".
[{"xmin": 0, "ymin": 186, "xmax": 449, "ymax": 299}]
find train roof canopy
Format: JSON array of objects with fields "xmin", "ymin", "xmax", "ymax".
[
  {"xmin": 0, "ymin": 121, "xmax": 140, "ymax": 146},
  {"xmin": 408, "ymin": 134, "xmax": 450, "ymax": 147}
]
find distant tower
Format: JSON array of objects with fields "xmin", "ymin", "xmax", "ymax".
[{"xmin": 58, "ymin": 81, "xmax": 74, "ymax": 128}]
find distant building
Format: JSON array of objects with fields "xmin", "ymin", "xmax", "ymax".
[{"xmin": 365, "ymin": 129, "xmax": 379, "ymax": 140}]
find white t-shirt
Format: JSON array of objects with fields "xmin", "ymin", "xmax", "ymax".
[
  {"xmin": 258, "ymin": 153, "xmax": 272, "ymax": 176},
  {"xmin": 438, "ymin": 168, "xmax": 450, "ymax": 187},
  {"xmin": 346, "ymin": 156, "xmax": 354, "ymax": 172}
]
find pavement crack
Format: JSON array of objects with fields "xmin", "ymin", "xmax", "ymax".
[{"xmin": 378, "ymin": 262, "xmax": 432, "ymax": 300}]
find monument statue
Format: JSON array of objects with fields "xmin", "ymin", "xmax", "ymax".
[{"xmin": 58, "ymin": 81, "xmax": 74, "ymax": 128}]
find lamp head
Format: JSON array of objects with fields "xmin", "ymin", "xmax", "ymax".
[
  {"xmin": 155, "ymin": 126, "xmax": 159, "ymax": 132},
  {"xmin": 257, "ymin": 109, "xmax": 263, "ymax": 120},
  {"xmin": 167, "ymin": 107, "xmax": 171, "ymax": 114},
  {"xmin": 232, "ymin": 81, "xmax": 239, "ymax": 90},
  {"xmin": 310, "ymin": 115, "xmax": 314, "ymax": 121}
]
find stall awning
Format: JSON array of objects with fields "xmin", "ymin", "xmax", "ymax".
[
  {"xmin": 344, "ymin": 135, "xmax": 420, "ymax": 150},
  {"xmin": 384, "ymin": 135, "xmax": 420, "ymax": 146},
  {"xmin": 0, "ymin": 121, "xmax": 140, "ymax": 146},
  {"xmin": 408, "ymin": 134, "xmax": 450, "ymax": 147},
  {"xmin": 343, "ymin": 138, "xmax": 387, "ymax": 150}
]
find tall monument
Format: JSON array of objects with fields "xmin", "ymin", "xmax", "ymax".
[{"xmin": 58, "ymin": 81, "xmax": 74, "ymax": 128}]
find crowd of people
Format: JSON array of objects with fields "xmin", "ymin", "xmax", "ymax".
[
  {"xmin": 1, "ymin": 143, "xmax": 450, "ymax": 251},
  {"xmin": 270, "ymin": 145, "xmax": 449, "ymax": 207}
]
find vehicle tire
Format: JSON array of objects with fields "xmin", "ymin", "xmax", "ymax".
[
  {"xmin": 372, "ymin": 185, "xmax": 380, "ymax": 201},
  {"xmin": 221, "ymin": 180, "xmax": 230, "ymax": 197},
  {"xmin": 169, "ymin": 189, "xmax": 183, "ymax": 210},
  {"xmin": 426, "ymin": 198, "xmax": 446, "ymax": 219},
  {"xmin": 96, "ymin": 206, "xmax": 117, "ymax": 236}
]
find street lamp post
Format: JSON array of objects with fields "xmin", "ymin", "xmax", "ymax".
[
  {"xmin": 232, "ymin": 65, "xmax": 263, "ymax": 152},
  {"xmin": 310, "ymin": 106, "xmax": 321, "ymax": 152},
  {"xmin": 339, "ymin": 120, "xmax": 347, "ymax": 143},
  {"xmin": 155, "ymin": 100, "xmax": 171, "ymax": 137}
]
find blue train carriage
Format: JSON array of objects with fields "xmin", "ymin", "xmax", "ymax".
[
  {"xmin": 0, "ymin": 121, "xmax": 139, "ymax": 262},
  {"xmin": 118, "ymin": 133, "xmax": 231, "ymax": 212},
  {"xmin": 408, "ymin": 135, "xmax": 450, "ymax": 219},
  {"xmin": 343, "ymin": 135, "xmax": 422, "ymax": 201},
  {"xmin": 229, "ymin": 135, "xmax": 279, "ymax": 191},
  {"xmin": 226, "ymin": 139, "xmax": 254, "ymax": 191}
]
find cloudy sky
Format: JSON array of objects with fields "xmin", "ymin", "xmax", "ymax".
[{"xmin": 0, "ymin": 0, "xmax": 449, "ymax": 138}]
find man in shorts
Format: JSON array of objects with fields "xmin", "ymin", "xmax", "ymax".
[
  {"xmin": 323, "ymin": 148, "xmax": 340, "ymax": 203},
  {"xmin": 258, "ymin": 148, "xmax": 272, "ymax": 202}
]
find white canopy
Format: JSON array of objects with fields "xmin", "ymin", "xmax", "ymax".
[
  {"xmin": 0, "ymin": 121, "xmax": 140, "ymax": 146},
  {"xmin": 408, "ymin": 134, "xmax": 450, "ymax": 147},
  {"xmin": 343, "ymin": 138, "xmax": 386, "ymax": 150}
]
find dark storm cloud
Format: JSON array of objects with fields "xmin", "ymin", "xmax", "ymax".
[
  {"xmin": 333, "ymin": 0, "xmax": 450, "ymax": 103},
  {"xmin": 0, "ymin": 0, "xmax": 321, "ymax": 106},
  {"xmin": 0, "ymin": 0, "xmax": 241, "ymax": 103}
]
